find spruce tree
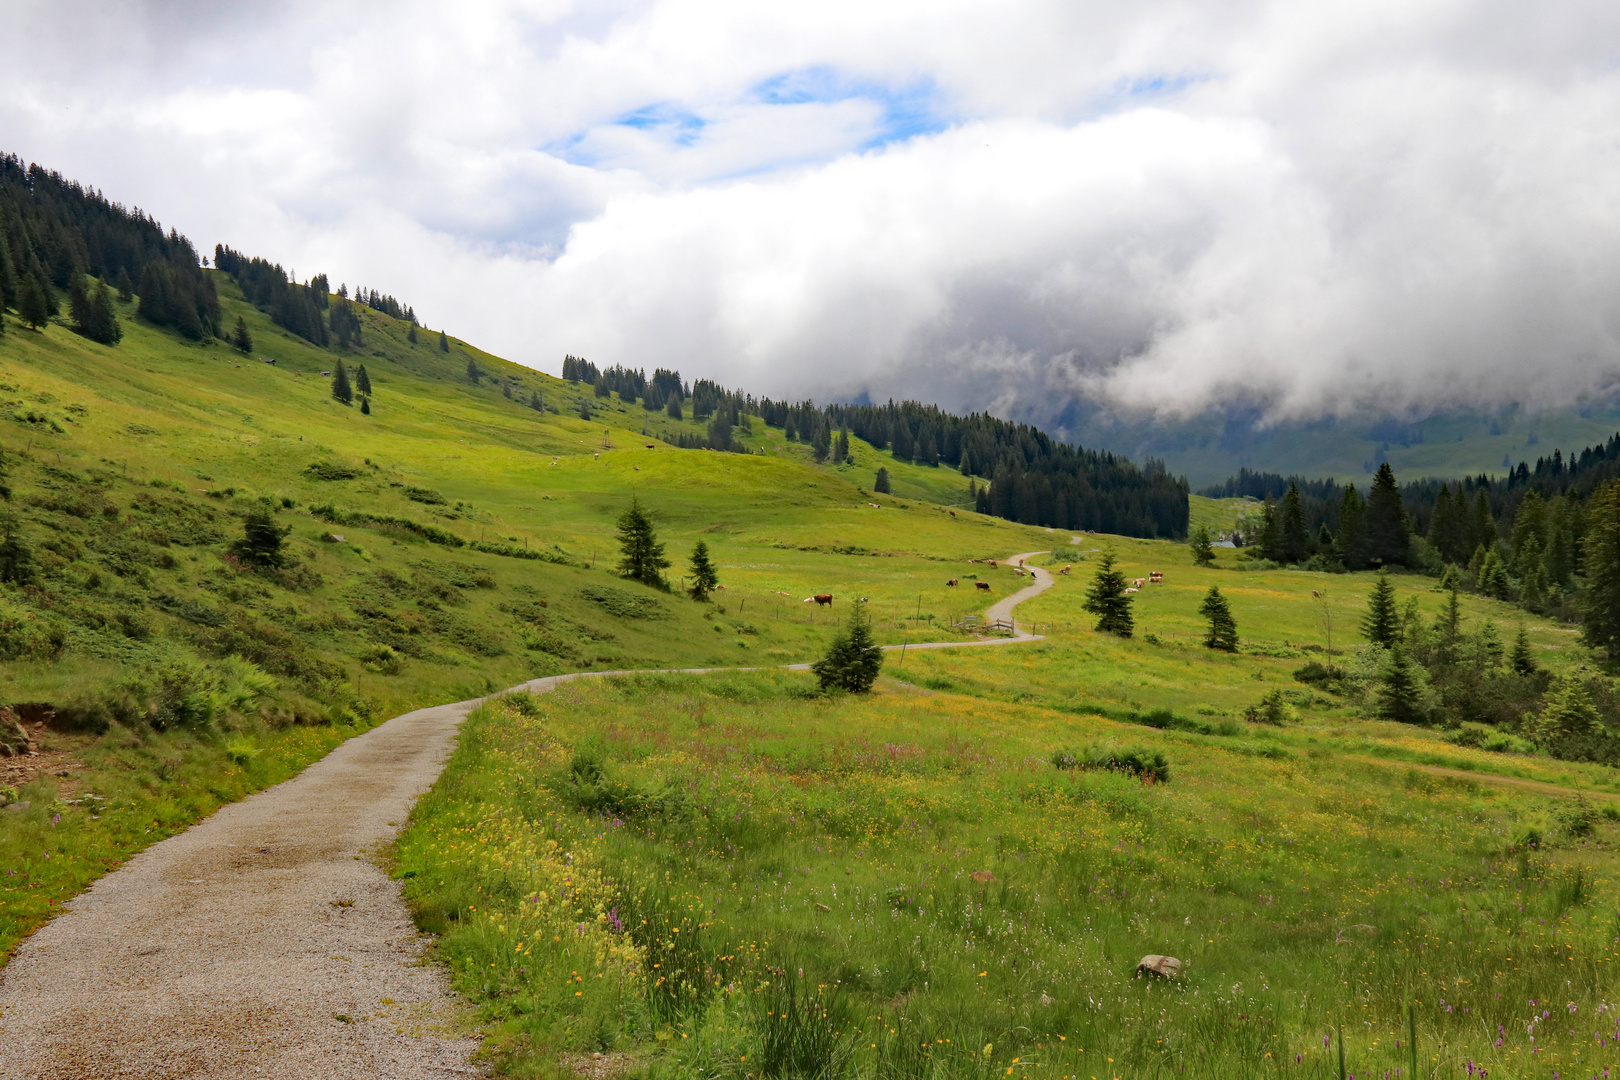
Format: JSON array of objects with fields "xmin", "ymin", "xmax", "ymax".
[
  {"xmin": 812, "ymin": 424, "xmax": 830, "ymax": 463},
  {"xmin": 1278, "ymin": 481, "xmax": 1308, "ymax": 563},
  {"xmin": 231, "ymin": 315, "xmax": 252, "ymax": 353},
  {"xmin": 17, "ymin": 274, "xmax": 49, "ymax": 330},
  {"xmin": 1529, "ymin": 678, "xmax": 1601, "ymax": 742},
  {"xmin": 114, "ymin": 267, "xmax": 134, "ymax": 302},
  {"xmin": 1583, "ymin": 480, "xmax": 1620, "ymax": 656},
  {"xmin": 874, "ymin": 467, "xmax": 891, "ymax": 494},
  {"xmin": 1083, "ymin": 549, "xmax": 1134, "ymax": 637},
  {"xmin": 530, "ymin": 389, "xmax": 545, "ymax": 412},
  {"xmin": 688, "ymin": 540, "xmax": 719, "ymax": 600},
  {"xmin": 1199, "ymin": 585, "xmax": 1238, "ymax": 651},
  {"xmin": 1476, "ymin": 549, "xmax": 1511, "ymax": 599},
  {"xmin": 503, "ymin": 383, "xmax": 512, "ymax": 399},
  {"xmin": 360, "ymin": 397, "xmax": 371, "ymax": 415},
  {"xmin": 1511, "ymin": 624, "xmax": 1538, "ymax": 676},
  {"xmin": 666, "ymin": 394, "xmax": 682, "ymax": 420},
  {"xmin": 1365, "ymin": 463, "xmax": 1410, "ymax": 566},
  {"xmin": 1361, "ymin": 570, "xmax": 1399, "ymax": 646},
  {"xmin": 1334, "ymin": 484, "xmax": 1368, "ymax": 569},
  {"xmin": 1376, "ymin": 643, "xmax": 1425, "ymax": 724},
  {"xmin": 229, "ymin": 502, "xmax": 291, "ymax": 568},
  {"xmin": 811, "ymin": 601, "xmax": 884, "ymax": 693},
  {"xmin": 835, "ymin": 428, "xmax": 851, "ymax": 464},
  {"xmin": 355, "ymin": 364, "xmax": 372, "ymax": 396},
  {"xmin": 1255, "ymin": 499, "xmax": 1280, "ymax": 561},
  {"xmin": 438, "ymin": 330, "xmax": 450, "ymax": 352},
  {"xmin": 615, "ymin": 497, "xmax": 670, "ymax": 587},
  {"xmin": 407, "ymin": 324, "xmax": 418, "ymax": 344},
  {"xmin": 466, "ymin": 356, "xmax": 480, "ymax": 384},
  {"xmin": 331, "ymin": 360, "xmax": 354, "ymax": 405},
  {"xmin": 1190, "ymin": 523, "xmax": 1216, "ymax": 566}
]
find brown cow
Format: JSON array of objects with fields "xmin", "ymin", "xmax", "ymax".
[
  {"xmin": 1132, "ymin": 578, "xmax": 1146, "ymax": 588},
  {"xmin": 975, "ymin": 581, "xmax": 991, "ymax": 591},
  {"xmin": 1058, "ymin": 564, "xmax": 1072, "ymax": 575},
  {"xmin": 947, "ymin": 579, "xmax": 959, "ymax": 587},
  {"xmin": 1149, "ymin": 571, "xmax": 1163, "ymax": 583},
  {"xmin": 988, "ymin": 560, "xmax": 998, "ymax": 568},
  {"xmin": 811, "ymin": 594, "xmax": 834, "ymax": 607}
]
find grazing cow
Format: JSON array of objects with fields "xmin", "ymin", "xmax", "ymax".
[
  {"xmin": 1058, "ymin": 564, "xmax": 1072, "ymax": 575},
  {"xmin": 1132, "ymin": 578, "xmax": 1146, "ymax": 588},
  {"xmin": 988, "ymin": 560, "xmax": 998, "ymax": 569},
  {"xmin": 1149, "ymin": 571, "xmax": 1163, "ymax": 583},
  {"xmin": 947, "ymin": 579, "xmax": 959, "ymax": 587},
  {"xmin": 811, "ymin": 594, "xmax": 834, "ymax": 607},
  {"xmin": 975, "ymin": 581, "xmax": 992, "ymax": 591},
  {"xmin": 1015, "ymin": 568, "xmax": 1026, "ymax": 577},
  {"xmin": 1311, "ymin": 589, "xmax": 1321, "ymax": 598},
  {"xmin": 949, "ymin": 510, "xmax": 956, "ymax": 517},
  {"xmin": 1124, "ymin": 587, "xmax": 1140, "ymax": 594}
]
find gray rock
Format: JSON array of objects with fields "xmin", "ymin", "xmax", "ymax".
[
  {"xmin": 1136, "ymin": 955, "xmax": 1182, "ymax": 979},
  {"xmin": 4, "ymin": 801, "xmax": 32, "ymax": 813}
]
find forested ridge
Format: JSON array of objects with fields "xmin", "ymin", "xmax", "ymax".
[{"xmin": 560, "ymin": 360, "xmax": 1190, "ymax": 539}]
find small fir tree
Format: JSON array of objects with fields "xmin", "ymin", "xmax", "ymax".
[
  {"xmin": 360, "ymin": 397, "xmax": 370, "ymax": 415},
  {"xmin": 0, "ymin": 522, "xmax": 35, "ymax": 585},
  {"xmin": 1278, "ymin": 481, "xmax": 1309, "ymax": 563},
  {"xmin": 438, "ymin": 330, "xmax": 450, "ymax": 352},
  {"xmin": 687, "ymin": 540, "xmax": 719, "ymax": 600},
  {"xmin": 1083, "ymin": 549, "xmax": 1134, "ymax": 637},
  {"xmin": 114, "ymin": 267, "xmax": 134, "ymax": 302},
  {"xmin": 331, "ymin": 360, "xmax": 354, "ymax": 405},
  {"xmin": 1199, "ymin": 585, "xmax": 1238, "ymax": 651},
  {"xmin": 503, "ymin": 383, "xmax": 512, "ymax": 399},
  {"xmin": 17, "ymin": 274, "xmax": 50, "ymax": 330},
  {"xmin": 1375, "ymin": 643, "xmax": 1425, "ymax": 724},
  {"xmin": 231, "ymin": 315, "xmax": 252, "ymax": 354},
  {"xmin": 1189, "ymin": 523, "xmax": 1216, "ymax": 566},
  {"xmin": 615, "ymin": 497, "xmax": 670, "ymax": 587},
  {"xmin": 466, "ymin": 356, "xmax": 480, "ymax": 384},
  {"xmin": 834, "ymin": 428, "xmax": 851, "ymax": 464},
  {"xmin": 530, "ymin": 389, "xmax": 545, "ymax": 412},
  {"xmin": 355, "ymin": 364, "xmax": 372, "ymax": 396},
  {"xmin": 666, "ymin": 394, "xmax": 682, "ymax": 420},
  {"xmin": 407, "ymin": 324, "xmax": 418, "ymax": 344},
  {"xmin": 230, "ymin": 503, "xmax": 291, "ymax": 568},
  {"xmin": 1511, "ymin": 624, "xmax": 1538, "ymax": 676},
  {"xmin": 873, "ymin": 467, "xmax": 891, "ymax": 494},
  {"xmin": 811, "ymin": 601, "xmax": 884, "ymax": 693},
  {"xmin": 1361, "ymin": 570, "xmax": 1399, "ymax": 647},
  {"xmin": 1528, "ymin": 678, "xmax": 1602, "ymax": 743}
]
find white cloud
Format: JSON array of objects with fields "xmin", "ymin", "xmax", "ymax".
[{"xmin": 4, "ymin": 0, "xmax": 1620, "ymax": 426}]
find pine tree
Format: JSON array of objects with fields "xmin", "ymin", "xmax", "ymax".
[
  {"xmin": 1473, "ymin": 620, "xmax": 1504, "ymax": 669},
  {"xmin": 17, "ymin": 274, "xmax": 49, "ymax": 330},
  {"xmin": 1376, "ymin": 643, "xmax": 1425, "ymax": 724},
  {"xmin": 503, "ymin": 383, "xmax": 512, "ymax": 399},
  {"xmin": 811, "ymin": 601, "xmax": 884, "ymax": 693},
  {"xmin": 114, "ymin": 267, "xmax": 134, "ymax": 302},
  {"xmin": 874, "ymin": 467, "xmax": 891, "ymax": 494},
  {"xmin": 688, "ymin": 540, "xmax": 719, "ymax": 600},
  {"xmin": 1190, "ymin": 523, "xmax": 1216, "ymax": 566},
  {"xmin": 1468, "ymin": 490, "xmax": 1496, "ymax": 555},
  {"xmin": 1255, "ymin": 499, "xmax": 1280, "ymax": 561},
  {"xmin": 812, "ymin": 424, "xmax": 830, "ymax": 463},
  {"xmin": 1511, "ymin": 624, "xmax": 1538, "ymax": 676},
  {"xmin": 835, "ymin": 428, "xmax": 850, "ymax": 464},
  {"xmin": 615, "ymin": 497, "xmax": 670, "ymax": 587},
  {"xmin": 1334, "ymin": 484, "xmax": 1368, "ymax": 569},
  {"xmin": 1582, "ymin": 480, "xmax": 1620, "ymax": 656},
  {"xmin": 1476, "ymin": 549, "xmax": 1511, "ymax": 599},
  {"xmin": 530, "ymin": 389, "xmax": 545, "ymax": 412},
  {"xmin": 69, "ymin": 275, "xmax": 120, "ymax": 345},
  {"xmin": 1366, "ymin": 463, "xmax": 1410, "ymax": 566},
  {"xmin": 331, "ymin": 360, "xmax": 354, "ymax": 405},
  {"xmin": 1199, "ymin": 585, "xmax": 1238, "ymax": 651},
  {"xmin": 231, "ymin": 316, "xmax": 252, "ymax": 354},
  {"xmin": 1279, "ymin": 481, "xmax": 1308, "ymax": 563},
  {"xmin": 229, "ymin": 502, "xmax": 291, "ymax": 568},
  {"xmin": 466, "ymin": 356, "xmax": 480, "ymax": 384},
  {"xmin": 355, "ymin": 364, "xmax": 372, "ymax": 396},
  {"xmin": 407, "ymin": 324, "xmax": 418, "ymax": 344},
  {"xmin": 1427, "ymin": 483, "xmax": 1461, "ymax": 563},
  {"xmin": 360, "ymin": 397, "xmax": 371, "ymax": 415},
  {"xmin": 1361, "ymin": 570, "xmax": 1399, "ymax": 646},
  {"xmin": 666, "ymin": 394, "xmax": 682, "ymax": 420},
  {"xmin": 1529, "ymin": 678, "xmax": 1601, "ymax": 743},
  {"xmin": 1083, "ymin": 549, "xmax": 1134, "ymax": 637},
  {"xmin": 1433, "ymin": 585, "xmax": 1462, "ymax": 665},
  {"xmin": 438, "ymin": 330, "xmax": 450, "ymax": 352}
]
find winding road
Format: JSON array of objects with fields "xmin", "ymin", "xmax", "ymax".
[{"xmin": 0, "ymin": 552, "xmax": 1054, "ymax": 1079}]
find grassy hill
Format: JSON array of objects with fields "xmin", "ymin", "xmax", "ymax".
[{"xmin": 4, "ymin": 276, "xmax": 1620, "ymax": 1079}]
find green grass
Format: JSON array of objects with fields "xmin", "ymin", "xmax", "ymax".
[{"xmin": 398, "ymin": 675, "xmax": 1620, "ymax": 1078}]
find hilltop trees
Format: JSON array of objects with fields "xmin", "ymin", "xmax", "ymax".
[
  {"xmin": 17, "ymin": 274, "xmax": 49, "ymax": 330},
  {"xmin": 687, "ymin": 540, "xmax": 719, "ymax": 601},
  {"xmin": 68, "ymin": 274, "xmax": 120, "ymax": 345},
  {"xmin": 438, "ymin": 330, "xmax": 449, "ymax": 353},
  {"xmin": 811, "ymin": 601, "xmax": 884, "ymax": 693},
  {"xmin": 1199, "ymin": 585, "xmax": 1238, "ymax": 651},
  {"xmin": 1083, "ymin": 549, "xmax": 1134, "ymax": 637},
  {"xmin": 616, "ymin": 498, "xmax": 670, "ymax": 588}
]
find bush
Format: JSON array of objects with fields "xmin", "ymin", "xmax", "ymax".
[
  {"xmin": 359, "ymin": 643, "xmax": 403, "ymax": 674},
  {"xmin": 0, "ymin": 596, "xmax": 65, "ymax": 660},
  {"xmin": 1558, "ymin": 797, "xmax": 1600, "ymax": 839},
  {"xmin": 1245, "ymin": 689, "xmax": 1298, "ymax": 726},
  {"xmin": 1293, "ymin": 660, "xmax": 1346, "ymax": 692},
  {"xmin": 811, "ymin": 603, "xmax": 884, "ymax": 693},
  {"xmin": 1052, "ymin": 743, "xmax": 1171, "ymax": 783},
  {"xmin": 304, "ymin": 461, "xmax": 363, "ymax": 480}
]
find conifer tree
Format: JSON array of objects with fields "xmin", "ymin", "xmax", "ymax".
[
  {"xmin": 1199, "ymin": 585, "xmax": 1238, "ymax": 651},
  {"xmin": 231, "ymin": 316, "xmax": 252, "ymax": 354},
  {"xmin": 355, "ymin": 364, "xmax": 371, "ymax": 396},
  {"xmin": 1511, "ymin": 624, "xmax": 1538, "ymax": 676},
  {"xmin": 1473, "ymin": 620, "xmax": 1504, "ymax": 669},
  {"xmin": 687, "ymin": 540, "xmax": 719, "ymax": 600},
  {"xmin": 438, "ymin": 330, "xmax": 449, "ymax": 352},
  {"xmin": 1528, "ymin": 678, "xmax": 1601, "ymax": 743},
  {"xmin": 503, "ymin": 383, "xmax": 512, "ymax": 399},
  {"xmin": 331, "ymin": 359, "xmax": 353, "ymax": 405},
  {"xmin": 666, "ymin": 394, "xmax": 682, "ymax": 420},
  {"xmin": 1583, "ymin": 480, "xmax": 1620, "ymax": 656},
  {"xmin": 114, "ymin": 267, "xmax": 133, "ymax": 302},
  {"xmin": 360, "ymin": 397, "xmax": 370, "ymax": 415},
  {"xmin": 17, "ymin": 273, "xmax": 49, "ymax": 330},
  {"xmin": 1335, "ymin": 484, "xmax": 1368, "ymax": 569},
  {"xmin": 811, "ymin": 601, "xmax": 884, "ymax": 693},
  {"xmin": 530, "ymin": 389, "xmax": 545, "ymax": 412},
  {"xmin": 407, "ymin": 324, "xmax": 417, "ymax": 344},
  {"xmin": 1361, "ymin": 570, "xmax": 1399, "ymax": 647},
  {"xmin": 1476, "ymin": 549, "xmax": 1511, "ymax": 599},
  {"xmin": 1279, "ymin": 481, "xmax": 1308, "ymax": 563},
  {"xmin": 230, "ymin": 502, "xmax": 291, "ymax": 568},
  {"xmin": 873, "ymin": 467, "xmax": 890, "ymax": 494},
  {"xmin": 1083, "ymin": 549, "xmax": 1134, "ymax": 637},
  {"xmin": 835, "ymin": 428, "xmax": 851, "ymax": 464},
  {"xmin": 1376, "ymin": 643, "xmax": 1425, "ymax": 724},
  {"xmin": 1255, "ymin": 500, "xmax": 1280, "ymax": 561},
  {"xmin": 615, "ymin": 497, "xmax": 670, "ymax": 587},
  {"xmin": 812, "ymin": 424, "xmax": 830, "ymax": 463},
  {"xmin": 466, "ymin": 356, "xmax": 480, "ymax": 384},
  {"xmin": 1366, "ymin": 463, "xmax": 1410, "ymax": 566},
  {"xmin": 1189, "ymin": 523, "xmax": 1216, "ymax": 566}
]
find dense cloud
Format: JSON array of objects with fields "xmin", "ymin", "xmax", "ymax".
[{"xmin": 5, "ymin": 1, "xmax": 1620, "ymax": 427}]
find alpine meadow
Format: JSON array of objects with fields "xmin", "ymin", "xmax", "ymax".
[{"xmin": 6, "ymin": 149, "xmax": 1620, "ymax": 1080}]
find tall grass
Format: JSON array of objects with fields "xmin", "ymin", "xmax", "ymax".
[{"xmin": 398, "ymin": 675, "xmax": 1620, "ymax": 1078}]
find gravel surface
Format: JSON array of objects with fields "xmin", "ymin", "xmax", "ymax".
[{"xmin": 0, "ymin": 549, "xmax": 1052, "ymax": 1078}]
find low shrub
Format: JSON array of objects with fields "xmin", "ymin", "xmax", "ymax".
[
  {"xmin": 304, "ymin": 461, "xmax": 363, "ymax": 481},
  {"xmin": 1051, "ymin": 742, "xmax": 1171, "ymax": 783},
  {"xmin": 1293, "ymin": 660, "xmax": 1347, "ymax": 692},
  {"xmin": 1245, "ymin": 689, "xmax": 1298, "ymax": 725},
  {"xmin": 359, "ymin": 643, "xmax": 404, "ymax": 674}
]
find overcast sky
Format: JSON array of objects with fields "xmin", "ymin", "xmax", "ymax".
[{"xmin": 6, "ymin": 0, "xmax": 1620, "ymax": 428}]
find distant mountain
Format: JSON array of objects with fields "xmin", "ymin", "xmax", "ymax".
[{"xmin": 1037, "ymin": 398, "xmax": 1620, "ymax": 488}]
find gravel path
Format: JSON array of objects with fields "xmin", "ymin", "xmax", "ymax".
[{"xmin": 0, "ymin": 550, "xmax": 1054, "ymax": 1078}]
